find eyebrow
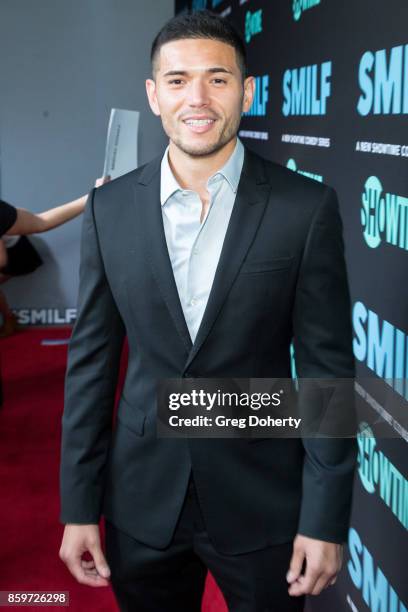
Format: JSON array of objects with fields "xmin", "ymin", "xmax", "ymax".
[{"xmin": 162, "ymin": 67, "xmax": 233, "ymax": 77}]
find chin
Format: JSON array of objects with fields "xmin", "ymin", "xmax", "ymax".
[{"xmin": 177, "ymin": 138, "xmax": 228, "ymax": 158}]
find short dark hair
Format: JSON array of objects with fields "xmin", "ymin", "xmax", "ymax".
[{"xmin": 151, "ymin": 10, "xmax": 247, "ymax": 79}]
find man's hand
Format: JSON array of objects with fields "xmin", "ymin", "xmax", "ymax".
[
  {"xmin": 286, "ymin": 534, "xmax": 343, "ymax": 596},
  {"xmin": 59, "ymin": 524, "xmax": 111, "ymax": 587}
]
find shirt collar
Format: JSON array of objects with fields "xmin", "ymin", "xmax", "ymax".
[{"xmin": 160, "ymin": 138, "xmax": 244, "ymax": 207}]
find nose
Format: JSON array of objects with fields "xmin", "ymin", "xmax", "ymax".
[{"xmin": 186, "ymin": 78, "xmax": 210, "ymax": 107}]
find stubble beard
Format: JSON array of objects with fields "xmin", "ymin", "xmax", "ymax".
[{"xmin": 164, "ymin": 113, "xmax": 241, "ymax": 158}]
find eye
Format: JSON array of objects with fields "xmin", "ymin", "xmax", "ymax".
[
  {"xmin": 212, "ymin": 78, "xmax": 227, "ymax": 85},
  {"xmin": 168, "ymin": 79, "xmax": 184, "ymax": 86}
]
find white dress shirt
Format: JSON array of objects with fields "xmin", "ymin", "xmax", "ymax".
[{"xmin": 160, "ymin": 138, "xmax": 245, "ymax": 343}]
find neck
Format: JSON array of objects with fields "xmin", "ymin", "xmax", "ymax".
[{"xmin": 168, "ymin": 138, "xmax": 237, "ymax": 193}]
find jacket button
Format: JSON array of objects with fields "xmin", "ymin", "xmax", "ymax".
[{"xmin": 183, "ymin": 371, "xmax": 193, "ymax": 378}]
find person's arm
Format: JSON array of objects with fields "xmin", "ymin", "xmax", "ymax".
[
  {"xmin": 5, "ymin": 177, "xmax": 109, "ymax": 236},
  {"xmin": 287, "ymin": 186, "xmax": 356, "ymax": 597},
  {"xmin": 7, "ymin": 196, "xmax": 86, "ymax": 235},
  {"xmin": 0, "ymin": 239, "xmax": 8, "ymax": 269},
  {"xmin": 59, "ymin": 187, "xmax": 125, "ymax": 587}
]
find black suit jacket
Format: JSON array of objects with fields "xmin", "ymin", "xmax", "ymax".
[{"xmin": 60, "ymin": 147, "xmax": 356, "ymax": 554}]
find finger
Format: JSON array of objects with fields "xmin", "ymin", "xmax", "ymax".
[
  {"xmin": 287, "ymin": 575, "xmax": 302, "ymax": 596},
  {"xmin": 88, "ymin": 541, "xmax": 111, "ymax": 579},
  {"xmin": 311, "ymin": 574, "xmax": 332, "ymax": 596},
  {"xmin": 83, "ymin": 563, "xmax": 97, "ymax": 572},
  {"xmin": 66, "ymin": 555, "xmax": 110, "ymax": 587},
  {"xmin": 81, "ymin": 560, "xmax": 95, "ymax": 569},
  {"xmin": 286, "ymin": 546, "xmax": 305, "ymax": 583},
  {"xmin": 94, "ymin": 176, "xmax": 111, "ymax": 188},
  {"xmin": 288, "ymin": 565, "xmax": 320, "ymax": 596},
  {"xmin": 288, "ymin": 574, "xmax": 306, "ymax": 596},
  {"xmin": 95, "ymin": 177, "xmax": 107, "ymax": 188}
]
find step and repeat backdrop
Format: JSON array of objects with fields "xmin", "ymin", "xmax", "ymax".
[{"xmin": 176, "ymin": 1, "xmax": 408, "ymax": 611}]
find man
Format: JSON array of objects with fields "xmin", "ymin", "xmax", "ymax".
[{"xmin": 59, "ymin": 10, "xmax": 356, "ymax": 612}]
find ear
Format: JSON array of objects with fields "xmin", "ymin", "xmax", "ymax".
[
  {"xmin": 242, "ymin": 76, "xmax": 255, "ymax": 114},
  {"xmin": 145, "ymin": 79, "xmax": 161, "ymax": 116}
]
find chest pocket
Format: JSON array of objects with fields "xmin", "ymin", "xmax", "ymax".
[{"xmin": 239, "ymin": 256, "xmax": 293, "ymax": 275}]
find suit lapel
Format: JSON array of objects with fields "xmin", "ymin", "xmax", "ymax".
[
  {"xmin": 136, "ymin": 157, "xmax": 192, "ymax": 353},
  {"xmin": 184, "ymin": 149, "xmax": 272, "ymax": 371}
]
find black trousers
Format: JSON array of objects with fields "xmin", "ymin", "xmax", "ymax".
[{"xmin": 105, "ymin": 477, "xmax": 305, "ymax": 612}]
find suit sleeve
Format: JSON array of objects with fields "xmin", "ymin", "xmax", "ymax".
[
  {"xmin": 293, "ymin": 186, "xmax": 357, "ymax": 544},
  {"xmin": 60, "ymin": 188, "xmax": 125, "ymax": 524}
]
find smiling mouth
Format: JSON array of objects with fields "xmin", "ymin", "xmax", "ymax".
[
  {"xmin": 181, "ymin": 117, "xmax": 217, "ymax": 134},
  {"xmin": 183, "ymin": 118, "xmax": 216, "ymax": 126}
]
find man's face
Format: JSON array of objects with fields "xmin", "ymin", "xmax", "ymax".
[{"xmin": 146, "ymin": 38, "xmax": 254, "ymax": 157}]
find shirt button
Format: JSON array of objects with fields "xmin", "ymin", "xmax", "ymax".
[
  {"xmin": 182, "ymin": 191, "xmax": 188, "ymax": 197},
  {"xmin": 193, "ymin": 248, "xmax": 199, "ymax": 255},
  {"xmin": 190, "ymin": 298, "xmax": 197, "ymax": 306}
]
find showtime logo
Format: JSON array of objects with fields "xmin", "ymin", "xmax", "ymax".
[
  {"xmin": 348, "ymin": 527, "xmax": 407, "ymax": 612},
  {"xmin": 286, "ymin": 158, "xmax": 323, "ymax": 182},
  {"xmin": 357, "ymin": 423, "xmax": 408, "ymax": 529},
  {"xmin": 361, "ymin": 176, "xmax": 408, "ymax": 250},
  {"xmin": 292, "ymin": 0, "xmax": 320, "ymax": 21},
  {"xmin": 245, "ymin": 9, "xmax": 262, "ymax": 43}
]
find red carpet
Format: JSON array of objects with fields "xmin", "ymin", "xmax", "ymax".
[{"xmin": 0, "ymin": 328, "xmax": 227, "ymax": 611}]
